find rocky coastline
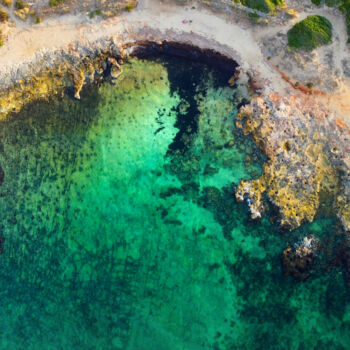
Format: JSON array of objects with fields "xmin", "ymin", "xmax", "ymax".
[
  {"xmin": 0, "ymin": 0, "xmax": 348, "ymax": 237},
  {"xmin": 0, "ymin": 28, "xmax": 243, "ymax": 117}
]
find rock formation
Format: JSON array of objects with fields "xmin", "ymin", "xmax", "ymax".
[
  {"xmin": 236, "ymin": 94, "xmax": 349, "ymax": 231},
  {"xmin": 281, "ymin": 236, "xmax": 316, "ymax": 281}
]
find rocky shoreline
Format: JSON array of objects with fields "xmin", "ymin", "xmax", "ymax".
[{"xmin": 0, "ymin": 20, "xmax": 348, "ymax": 235}]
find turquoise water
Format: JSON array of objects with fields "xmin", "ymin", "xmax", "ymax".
[{"xmin": 0, "ymin": 56, "xmax": 348, "ymax": 349}]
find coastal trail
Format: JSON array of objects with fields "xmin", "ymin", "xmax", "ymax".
[{"xmin": 0, "ymin": 0, "xmax": 288, "ymax": 94}]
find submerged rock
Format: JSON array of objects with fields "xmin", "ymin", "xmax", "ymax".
[
  {"xmin": 0, "ymin": 164, "xmax": 4, "ymax": 185},
  {"xmin": 333, "ymin": 238, "xmax": 350, "ymax": 281},
  {"xmin": 281, "ymin": 237, "xmax": 316, "ymax": 281},
  {"xmin": 110, "ymin": 66, "xmax": 122, "ymax": 79},
  {"xmin": 0, "ymin": 237, "xmax": 4, "ymax": 254},
  {"xmin": 108, "ymin": 57, "xmax": 123, "ymax": 80}
]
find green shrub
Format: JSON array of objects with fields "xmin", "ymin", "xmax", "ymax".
[
  {"xmin": 325, "ymin": 0, "xmax": 340, "ymax": 6},
  {"xmin": 125, "ymin": 3, "xmax": 136, "ymax": 11},
  {"xmin": 249, "ymin": 11, "xmax": 260, "ymax": 22},
  {"xmin": 0, "ymin": 0, "xmax": 12, "ymax": 7},
  {"xmin": 340, "ymin": 1, "xmax": 350, "ymax": 39},
  {"xmin": 287, "ymin": 15, "xmax": 332, "ymax": 50},
  {"xmin": 49, "ymin": 0, "xmax": 64, "ymax": 7},
  {"xmin": 0, "ymin": 9, "xmax": 9, "ymax": 22},
  {"xmin": 88, "ymin": 9, "xmax": 102, "ymax": 18},
  {"xmin": 339, "ymin": 0, "xmax": 350, "ymax": 12},
  {"xmin": 311, "ymin": 0, "xmax": 350, "ymax": 41},
  {"xmin": 234, "ymin": 0, "xmax": 284, "ymax": 14},
  {"xmin": 15, "ymin": 0, "xmax": 25, "ymax": 9}
]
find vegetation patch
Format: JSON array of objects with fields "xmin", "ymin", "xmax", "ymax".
[
  {"xmin": 339, "ymin": 0, "xmax": 350, "ymax": 42},
  {"xmin": 249, "ymin": 11, "xmax": 260, "ymax": 22},
  {"xmin": 125, "ymin": 3, "xmax": 136, "ymax": 11},
  {"xmin": 0, "ymin": 9, "xmax": 8, "ymax": 22},
  {"xmin": 325, "ymin": 0, "xmax": 340, "ymax": 6},
  {"xmin": 0, "ymin": 0, "xmax": 11, "ymax": 7},
  {"xmin": 14, "ymin": 0, "xmax": 24, "ymax": 9},
  {"xmin": 311, "ymin": 0, "xmax": 350, "ymax": 42},
  {"xmin": 34, "ymin": 15, "xmax": 42, "ymax": 23},
  {"xmin": 234, "ymin": 0, "xmax": 285, "ymax": 14},
  {"xmin": 288, "ymin": 15, "xmax": 333, "ymax": 50},
  {"xmin": 49, "ymin": 0, "xmax": 64, "ymax": 7},
  {"xmin": 88, "ymin": 9, "xmax": 102, "ymax": 18}
]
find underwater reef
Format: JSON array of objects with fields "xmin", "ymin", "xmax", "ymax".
[
  {"xmin": 0, "ymin": 55, "xmax": 349, "ymax": 349},
  {"xmin": 0, "ymin": 0, "xmax": 348, "ymax": 346}
]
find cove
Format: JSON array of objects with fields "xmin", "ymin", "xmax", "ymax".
[{"xmin": 0, "ymin": 55, "xmax": 348, "ymax": 350}]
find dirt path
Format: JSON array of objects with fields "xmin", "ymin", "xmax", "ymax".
[
  {"xmin": 252, "ymin": 2, "xmax": 350, "ymax": 123},
  {"xmin": 0, "ymin": 0, "xmax": 289, "ymax": 93}
]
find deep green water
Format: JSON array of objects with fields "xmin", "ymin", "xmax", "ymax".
[{"xmin": 0, "ymin": 57, "xmax": 349, "ymax": 350}]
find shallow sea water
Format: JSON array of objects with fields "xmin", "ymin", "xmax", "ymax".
[{"xmin": 0, "ymin": 56, "xmax": 349, "ymax": 349}]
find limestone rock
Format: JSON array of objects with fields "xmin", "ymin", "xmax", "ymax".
[
  {"xmin": 110, "ymin": 66, "xmax": 122, "ymax": 79},
  {"xmin": 73, "ymin": 68, "xmax": 85, "ymax": 100},
  {"xmin": 236, "ymin": 94, "xmax": 349, "ymax": 231}
]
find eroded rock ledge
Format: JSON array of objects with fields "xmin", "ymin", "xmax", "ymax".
[
  {"xmin": 236, "ymin": 94, "xmax": 350, "ymax": 232},
  {"xmin": 0, "ymin": 37, "xmax": 124, "ymax": 118}
]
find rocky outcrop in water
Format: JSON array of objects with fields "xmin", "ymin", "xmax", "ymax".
[
  {"xmin": 235, "ymin": 94, "xmax": 349, "ymax": 232},
  {"xmin": 281, "ymin": 236, "xmax": 316, "ymax": 281}
]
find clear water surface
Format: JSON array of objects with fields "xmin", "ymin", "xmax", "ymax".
[{"xmin": 0, "ymin": 56, "xmax": 348, "ymax": 350}]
